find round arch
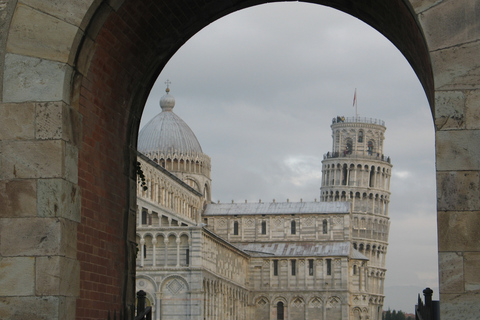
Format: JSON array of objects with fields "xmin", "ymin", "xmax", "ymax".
[{"xmin": 0, "ymin": 0, "xmax": 477, "ymax": 319}]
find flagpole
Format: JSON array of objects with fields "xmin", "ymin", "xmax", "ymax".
[{"xmin": 353, "ymin": 88, "xmax": 358, "ymax": 121}]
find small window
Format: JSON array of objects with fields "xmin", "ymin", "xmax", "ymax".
[
  {"xmin": 291, "ymin": 220, "xmax": 296, "ymax": 235},
  {"xmin": 358, "ymin": 130, "xmax": 364, "ymax": 143},
  {"xmin": 291, "ymin": 260, "xmax": 296, "ymax": 276},
  {"xmin": 186, "ymin": 249, "xmax": 190, "ymax": 266},
  {"xmin": 322, "ymin": 219, "xmax": 328, "ymax": 234},
  {"xmin": 308, "ymin": 259, "xmax": 314, "ymax": 276},
  {"xmin": 353, "ymin": 264, "xmax": 357, "ymax": 275},
  {"xmin": 233, "ymin": 221, "xmax": 239, "ymax": 235},
  {"xmin": 143, "ymin": 244, "xmax": 147, "ymax": 259},
  {"xmin": 273, "ymin": 260, "xmax": 278, "ymax": 276},
  {"xmin": 261, "ymin": 221, "xmax": 267, "ymax": 235},
  {"xmin": 141, "ymin": 210, "xmax": 147, "ymax": 225},
  {"xmin": 326, "ymin": 259, "xmax": 332, "ymax": 275}
]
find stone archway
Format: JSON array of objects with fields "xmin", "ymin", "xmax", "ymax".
[{"xmin": 0, "ymin": 1, "xmax": 478, "ymax": 319}]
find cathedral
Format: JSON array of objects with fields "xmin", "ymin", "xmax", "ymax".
[{"xmin": 135, "ymin": 86, "xmax": 392, "ymax": 320}]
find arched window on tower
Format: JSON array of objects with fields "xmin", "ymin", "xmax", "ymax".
[
  {"xmin": 345, "ymin": 138, "xmax": 353, "ymax": 155},
  {"xmin": 291, "ymin": 220, "xmax": 296, "ymax": 235},
  {"xmin": 141, "ymin": 209, "xmax": 147, "ymax": 225},
  {"xmin": 367, "ymin": 140, "xmax": 374, "ymax": 155},
  {"xmin": 358, "ymin": 130, "xmax": 364, "ymax": 142},
  {"xmin": 323, "ymin": 219, "xmax": 328, "ymax": 234}
]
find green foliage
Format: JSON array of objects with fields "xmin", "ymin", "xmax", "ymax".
[
  {"xmin": 136, "ymin": 161, "xmax": 148, "ymax": 191},
  {"xmin": 383, "ymin": 309, "xmax": 414, "ymax": 320}
]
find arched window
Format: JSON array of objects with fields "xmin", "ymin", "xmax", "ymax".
[
  {"xmin": 141, "ymin": 210, "xmax": 147, "ymax": 225},
  {"xmin": 261, "ymin": 221, "xmax": 267, "ymax": 235},
  {"xmin": 358, "ymin": 130, "xmax": 364, "ymax": 142},
  {"xmin": 291, "ymin": 220, "xmax": 296, "ymax": 234},
  {"xmin": 323, "ymin": 219, "xmax": 328, "ymax": 234},
  {"xmin": 233, "ymin": 221, "xmax": 239, "ymax": 235},
  {"xmin": 367, "ymin": 140, "xmax": 374, "ymax": 155},
  {"xmin": 277, "ymin": 302, "xmax": 284, "ymax": 320},
  {"xmin": 345, "ymin": 138, "xmax": 353, "ymax": 155}
]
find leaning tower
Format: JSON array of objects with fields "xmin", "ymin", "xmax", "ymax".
[{"xmin": 320, "ymin": 115, "xmax": 392, "ymax": 305}]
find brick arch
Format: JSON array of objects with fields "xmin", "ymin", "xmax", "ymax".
[{"xmin": 1, "ymin": 1, "xmax": 477, "ymax": 320}]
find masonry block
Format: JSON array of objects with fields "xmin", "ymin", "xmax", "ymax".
[
  {"xmin": 0, "ymin": 257, "xmax": 35, "ymax": 296},
  {"xmin": 440, "ymin": 292, "xmax": 480, "ymax": 320},
  {"xmin": 418, "ymin": 0, "xmax": 480, "ymax": 51},
  {"xmin": 464, "ymin": 252, "xmax": 480, "ymax": 291},
  {"xmin": 0, "ymin": 179, "xmax": 37, "ymax": 217},
  {"xmin": 36, "ymin": 255, "xmax": 80, "ymax": 296},
  {"xmin": 0, "ymin": 217, "xmax": 77, "ymax": 258},
  {"xmin": 0, "ymin": 296, "xmax": 74, "ymax": 320},
  {"xmin": 465, "ymin": 90, "xmax": 480, "ymax": 130},
  {"xmin": 36, "ymin": 101, "xmax": 82, "ymax": 146},
  {"xmin": 7, "ymin": 3, "xmax": 80, "ymax": 63},
  {"xmin": 0, "ymin": 139, "xmax": 78, "ymax": 182},
  {"xmin": 3, "ymin": 53, "xmax": 73, "ymax": 103},
  {"xmin": 434, "ymin": 90, "xmax": 465, "ymax": 130},
  {"xmin": 438, "ymin": 211, "xmax": 480, "ymax": 252},
  {"xmin": 431, "ymin": 40, "xmax": 480, "ymax": 90},
  {"xmin": 20, "ymin": 0, "xmax": 94, "ymax": 27},
  {"xmin": 37, "ymin": 179, "xmax": 80, "ymax": 222},
  {"xmin": 437, "ymin": 172, "xmax": 480, "ymax": 211},
  {"xmin": 438, "ymin": 251, "xmax": 464, "ymax": 293},
  {"xmin": 0, "ymin": 102, "xmax": 35, "ymax": 140},
  {"xmin": 436, "ymin": 131, "xmax": 480, "ymax": 171}
]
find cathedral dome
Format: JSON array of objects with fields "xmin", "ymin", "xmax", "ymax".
[{"xmin": 138, "ymin": 87, "xmax": 204, "ymax": 157}]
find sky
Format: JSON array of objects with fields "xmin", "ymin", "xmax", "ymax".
[{"xmin": 139, "ymin": 2, "xmax": 438, "ymax": 313}]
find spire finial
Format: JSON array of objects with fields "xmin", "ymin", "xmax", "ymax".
[{"xmin": 165, "ymin": 79, "xmax": 171, "ymax": 93}]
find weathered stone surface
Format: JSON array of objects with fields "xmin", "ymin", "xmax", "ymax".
[
  {"xmin": 37, "ymin": 179, "xmax": 80, "ymax": 222},
  {"xmin": 0, "ymin": 103, "xmax": 35, "ymax": 140},
  {"xmin": 0, "ymin": 179, "xmax": 36, "ymax": 217},
  {"xmin": 65, "ymin": 142, "xmax": 78, "ymax": 184},
  {"xmin": 36, "ymin": 101, "xmax": 82, "ymax": 146},
  {"xmin": 0, "ymin": 257, "xmax": 35, "ymax": 295},
  {"xmin": 434, "ymin": 91, "xmax": 465, "ymax": 130},
  {"xmin": 440, "ymin": 292, "xmax": 480, "ymax": 319},
  {"xmin": 438, "ymin": 252, "xmax": 464, "ymax": 293},
  {"xmin": 431, "ymin": 41, "xmax": 480, "ymax": 90},
  {"xmin": 438, "ymin": 211, "xmax": 480, "ymax": 251},
  {"xmin": 20, "ymin": 0, "xmax": 94, "ymax": 27},
  {"xmin": 0, "ymin": 140, "xmax": 64, "ymax": 179},
  {"xmin": 3, "ymin": 53, "xmax": 73, "ymax": 103},
  {"xmin": 36, "ymin": 256, "xmax": 79, "ymax": 296},
  {"xmin": 436, "ymin": 131, "xmax": 480, "ymax": 171},
  {"xmin": 464, "ymin": 252, "xmax": 480, "ymax": 291},
  {"xmin": 465, "ymin": 90, "xmax": 480, "ymax": 130},
  {"xmin": 0, "ymin": 296, "xmax": 68, "ymax": 320},
  {"xmin": 0, "ymin": 218, "xmax": 77, "ymax": 258},
  {"xmin": 7, "ymin": 4, "xmax": 80, "ymax": 63},
  {"xmin": 410, "ymin": 0, "xmax": 443, "ymax": 14},
  {"xmin": 419, "ymin": 0, "xmax": 480, "ymax": 51}
]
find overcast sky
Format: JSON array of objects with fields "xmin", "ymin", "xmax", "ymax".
[{"xmin": 140, "ymin": 2, "xmax": 438, "ymax": 313}]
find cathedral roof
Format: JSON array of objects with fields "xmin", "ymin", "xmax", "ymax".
[
  {"xmin": 236, "ymin": 242, "xmax": 368, "ymax": 260},
  {"xmin": 138, "ymin": 85, "xmax": 204, "ymax": 157},
  {"xmin": 203, "ymin": 201, "xmax": 350, "ymax": 216}
]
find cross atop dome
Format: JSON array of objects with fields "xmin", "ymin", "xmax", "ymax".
[
  {"xmin": 160, "ymin": 80, "xmax": 175, "ymax": 111},
  {"xmin": 165, "ymin": 79, "xmax": 171, "ymax": 92}
]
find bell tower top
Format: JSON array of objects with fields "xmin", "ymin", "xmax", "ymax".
[{"xmin": 328, "ymin": 116, "xmax": 389, "ymax": 162}]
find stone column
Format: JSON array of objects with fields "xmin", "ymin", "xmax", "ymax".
[{"xmin": 152, "ymin": 238, "xmax": 157, "ymax": 267}]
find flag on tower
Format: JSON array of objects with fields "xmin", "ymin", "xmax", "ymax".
[{"xmin": 353, "ymin": 88, "xmax": 357, "ymax": 107}]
